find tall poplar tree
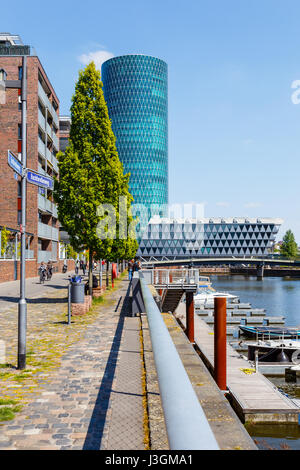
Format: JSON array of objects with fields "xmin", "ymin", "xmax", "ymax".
[
  {"xmin": 280, "ymin": 229, "xmax": 299, "ymax": 260},
  {"xmin": 54, "ymin": 62, "xmax": 138, "ymax": 293}
]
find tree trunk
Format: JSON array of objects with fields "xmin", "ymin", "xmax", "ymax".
[{"xmin": 88, "ymin": 250, "xmax": 93, "ymax": 296}]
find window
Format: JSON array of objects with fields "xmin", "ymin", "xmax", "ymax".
[{"xmin": 18, "ymin": 66, "xmax": 22, "ymax": 80}]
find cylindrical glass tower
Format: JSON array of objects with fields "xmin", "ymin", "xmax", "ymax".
[{"xmin": 102, "ymin": 55, "xmax": 168, "ymax": 228}]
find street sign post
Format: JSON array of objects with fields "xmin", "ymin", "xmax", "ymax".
[
  {"xmin": 6, "ymin": 58, "xmax": 28, "ymax": 370},
  {"xmin": 18, "ymin": 55, "xmax": 27, "ymax": 370},
  {"xmin": 7, "ymin": 150, "xmax": 23, "ymax": 176},
  {"xmin": 26, "ymin": 170, "xmax": 53, "ymax": 190}
]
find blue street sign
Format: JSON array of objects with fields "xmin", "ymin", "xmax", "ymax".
[
  {"xmin": 26, "ymin": 170, "xmax": 53, "ymax": 190},
  {"xmin": 8, "ymin": 150, "xmax": 23, "ymax": 176}
]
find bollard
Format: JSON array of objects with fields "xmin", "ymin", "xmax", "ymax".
[
  {"xmin": 186, "ymin": 291, "xmax": 194, "ymax": 343},
  {"xmin": 67, "ymin": 281, "xmax": 71, "ymax": 325},
  {"xmin": 112, "ymin": 263, "xmax": 117, "ymax": 288},
  {"xmin": 214, "ymin": 297, "xmax": 227, "ymax": 391}
]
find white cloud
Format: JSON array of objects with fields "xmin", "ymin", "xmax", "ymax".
[
  {"xmin": 216, "ymin": 201, "xmax": 230, "ymax": 207},
  {"xmin": 78, "ymin": 49, "xmax": 114, "ymax": 70},
  {"xmin": 244, "ymin": 202, "xmax": 262, "ymax": 208}
]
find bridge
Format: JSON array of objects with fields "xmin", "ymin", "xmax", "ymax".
[{"xmin": 139, "ymin": 257, "xmax": 300, "ymax": 279}]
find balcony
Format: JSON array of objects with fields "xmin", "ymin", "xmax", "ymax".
[
  {"xmin": 46, "ymin": 147, "xmax": 52, "ymax": 165},
  {"xmin": 38, "ymin": 250, "xmax": 56, "ymax": 263},
  {"xmin": 38, "ymin": 194, "xmax": 58, "ymax": 218},
  {"xmin": 38, "ymin": 194, "xmax": 52, "ymax": 213},
  {"xmin": 38, "ymin": 222, "xmax": 59, "ymax": 241},
  {"xmin": 46, "ymin": 121, "xmax": 52, "ymax": 140},
  {"xmin": 52, "ymin": 204, "xmax": 58, "ymax": 219},
  {"xmin": 38, "ymin": 108, "xmax": 46, "ymax": 129},
  {"xmin": 38, "ymin": 164, "xmax": 46, "ymax": 176},
  {"xmin": 52, "ymin": 156, "xmax": 59, "ymax": 174},
  {"xmin": 25, "ymin": 250, "xmax": 34, "ymax": 259},
  {"xmin": 38, "ymin": 82, "xmax": 59, "ymax": 129},
  {"xmin": 38, "ymin": 136, "xmax": 46, "ymax": 158},
  {"xmin": 52, "ymin": 132, "xmax": 59, "ymax": 152}
]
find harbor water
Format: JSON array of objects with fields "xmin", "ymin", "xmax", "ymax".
[
  {"xmin": 208, "ymin": 274, "xmax": 300, "ymax": 450},
  {"xmin": 209, "ymin": 275, "xmax": 300, "ymax": 328}
]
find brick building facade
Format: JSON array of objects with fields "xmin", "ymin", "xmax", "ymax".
[{"xmin": 0, "ymin": 33, "xmax": 74, "ymax": 282}]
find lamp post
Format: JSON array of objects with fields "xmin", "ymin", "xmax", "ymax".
[
  {"xmin": 18, "ymin": 55, "xmax": 27, "ymax": 369},
  {"xmin": 2, "ymin": 58, "xmax": 28, "ymax": 369}
]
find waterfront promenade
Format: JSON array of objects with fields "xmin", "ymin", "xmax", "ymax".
[{"xmin": 0, "ymin": 273, "xmax": 145, "ymax": 450}]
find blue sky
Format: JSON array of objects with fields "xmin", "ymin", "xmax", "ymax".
[{"xmin": 3, "ymin": 0, "xmax": 300, "ymax": 240}]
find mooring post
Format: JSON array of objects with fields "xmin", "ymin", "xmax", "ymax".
[
  {"xmin": 214, "ymin": 297, "xmax": 227, "ymax": 391},
  {"xmin": 186, "ymin": 291, "xmax": 195, "ymax": 343}
]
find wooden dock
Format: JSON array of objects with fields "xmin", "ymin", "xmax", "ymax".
[{"xmin": 175, "ymin": 302, "xmax": 299, "ymax": 424}]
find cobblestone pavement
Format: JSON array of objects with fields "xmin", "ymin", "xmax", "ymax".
[{"xmin": 0, "ymin": 276, "xmax": 145, "ymax": 450}]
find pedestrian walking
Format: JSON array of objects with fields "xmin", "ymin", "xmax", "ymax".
[
  {"xmin": 128, "ymin": 259, "xmax": 133, "ymax": 281},
  {"xmin": 82, "ymin": 261, "xmax": 86, "ymax": 276},
  {"xmin": 75, "ymin": 259, "xmax": 80, "ymax": 274},
  {"xmin": 133, "ymin": 259, "xmax": 140, "ymax": 272}
]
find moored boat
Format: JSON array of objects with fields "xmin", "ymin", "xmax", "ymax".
[
  {"xmin": 246, "ymin": 338, "xmax": 300, "ymax": 363},
  {"xmin": 239, "ymin": 325, "xmax": 300, "ymax": 339},
  {"xmin": 194, "ymin": 288, "xmax": 239, "ymax": 306}
]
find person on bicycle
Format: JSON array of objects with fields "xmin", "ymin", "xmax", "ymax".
[
  {"xmin": 47, "ymin": 260, "xmax": 53, "ymax": 280},
  {"xmin": 39, "ymin": 262, "xmax": 47, "ymax": 283}
]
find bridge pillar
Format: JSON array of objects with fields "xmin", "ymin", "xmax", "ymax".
[
  {"xmin": 186, "ymin": 291, "xmax": 194, "ymax": 343},
  {"xmin": 257, "ymin": 263, "xmax": 264, "ymax": 280}
]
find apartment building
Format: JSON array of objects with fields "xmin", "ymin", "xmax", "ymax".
[{"xmin": 0, "ymin": 33, "xmax": 72, "ymax": 282}]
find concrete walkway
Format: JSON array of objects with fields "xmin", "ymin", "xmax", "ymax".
[{"xmin": 0, "ymin": 277, "xmax": 145, "ymax": 450}]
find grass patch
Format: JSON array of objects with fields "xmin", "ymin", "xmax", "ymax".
[
  {"xmin": 0, "ymin": 371, "xmax": 14, "ymax": 380},
  {"xmin": 26, "ymin": 349, "xmax": 35, "ymax": 358},
  {"xmin": 0, "ymin": 363, "xmax": 14, "ymax": 369},
  {"xmin": 13, "ymin": 372, "xmax": 34, "ymax": 382},
  {"xmin": 0, "ymin": 398, "xmax": 18, "ymax": 406},
  {"xmin": 92, "ymin": 296, "xmax": 105, "ymax": 305},
  {"xmin": 0, "ymin": 405, "xmax": 22, "ymax": 422}
]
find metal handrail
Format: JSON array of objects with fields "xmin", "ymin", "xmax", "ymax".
[{"xmin": 139, "ymin": 274, "xmax": 219, "ymax": 450}]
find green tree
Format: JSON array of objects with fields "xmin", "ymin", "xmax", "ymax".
[
  {"xmin": 1, "ymin": 227, "xmax": 10, "ymax": 257},
  {"xmin": 280, "ymin": 229, "xmax": 299, "ymax": 259},
  {"xmin": 54, "ymin": 62, "xmax": 137, "ymax": 294},
  {"xmin": 66, "ymin": 244, "xmax": 77, "ymax": 260}
]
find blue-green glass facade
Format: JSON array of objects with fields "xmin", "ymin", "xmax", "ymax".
[{"xmin": 102, "ymin": 55, "xmax": 168, "ymax": 219}]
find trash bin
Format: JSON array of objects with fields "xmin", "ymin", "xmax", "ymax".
[{"xmin": 70, "ymin": 282, "xmax": 85, "ymax": 303}]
